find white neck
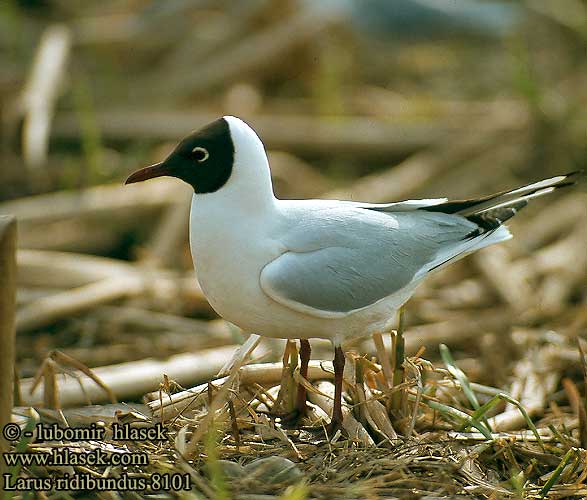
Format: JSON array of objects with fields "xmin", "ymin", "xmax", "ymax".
[{"xmin": 193, "ymin": 116, "xmax": 277, "ymax": 215}]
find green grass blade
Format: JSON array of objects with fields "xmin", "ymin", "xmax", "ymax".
[
  {"xmin": 204, "ymin": 424, "xmax": 229, "ymax": 500},
  {"xmin": 424, "ymin": 399, "xmax": 493, "ymax": 439},
  {"xmin": 498, "ymin": 393, "xmax": 544, "ymax": 449},
  {"xmin": 461, "ymin": 395, "xmax": 503, "ymax": 432},
  {"xmin": 279, "ymin": 482, "xmax": 309, "ymax": 500},
  {"xmin": 4, "ymin": 416, "xmax": 36, "ymax": 500},
  {"xmin": 539, "ymin": 447, "xmax": 577, "ymax": 498},
  {"xmin": 462, "ymin": 392, "xmax": 544, "ymax": 450},
  {"xmin": 440, "ymin": 344, "xmax": 493, "ymax": 434}
]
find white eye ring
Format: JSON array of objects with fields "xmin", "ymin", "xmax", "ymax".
[{"xmin": 192, "ymin": 146, "xmax": 209, "ymax": 162}]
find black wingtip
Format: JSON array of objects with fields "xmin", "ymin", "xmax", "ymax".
[
  {"xmin": 561, "ymin": 169, "xmax": 585, "ymax": 185},
  {"xmin": 545, "ymin": 170, "xmax": 586, "ymax": 192}
]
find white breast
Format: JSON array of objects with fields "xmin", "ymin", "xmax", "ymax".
[{"xmin": 188, "ymin": 194, "xmax": 284, "ymax": 331}]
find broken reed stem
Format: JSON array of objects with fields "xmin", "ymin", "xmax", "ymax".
[
  {"xmin": 286, "ymin": 341, "xmax": 299, "ymax": 413},
  {"xmin": 149, "ymin": 361, "xmax": 334, "ymax": 421},
  {"xmin": 185, "ymin": 370, "xmax": 239, "ymax": 456},
  {"xmin": 50, "ymin": 350, "xmax": 117, "ymax": 404},
  {"xmin": 43, "ymin": 359, "xmax": 59, "ymax": 409},
  {"xmin": 27, "ymin": 349, "xmax": 117, "ymax": 409},
  {"xmin": 273, "ymin": 340, "xmax": 297, "ymax": 413},
  {"xmin": 577, "ymin": 340, "xmax": 587, "ymax": 445},
  {"xmin": 391, "ymin": 307, "xmax": 406, "ymax": 412},
  {"xmin": 16, "ymin": 276, "xmax": 144, "ymax": 334},
  {"xmin": 372, "ymin": 332, "xmax": 393, "ymax": 389},
  {"xmin": 0, "ymin": 216, "xmax": 16, "ymax": 482},
  {"xmin": 20, "ymin": 24, "xmax": 72, "ymax": 173},
  {"xmin": 562, "ymin": 378, "xmax": 587, "ymax": 449},
  {"xmin": 23, "ymin": 345, "xmax": 243, "ymax": 408},
  {"xmin": 13, "ymin": 367, "xmax": 22, "ymax": 407}
]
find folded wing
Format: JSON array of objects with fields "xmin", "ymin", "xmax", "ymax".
[
  {"xmin": 260, "ymin": 207, "xmax": 508, "ymax": 318},
  {"xmin": 261, "ymin": 171, "xmax": 582, "ymax": 318}
]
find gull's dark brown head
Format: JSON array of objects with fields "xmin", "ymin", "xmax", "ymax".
[{"xmin": 125, "ymin": 117, "xmax": 234, "ymax": 194}]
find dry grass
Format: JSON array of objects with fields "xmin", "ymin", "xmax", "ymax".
[{"xmin": 8, "ymin": 324, "xmax": 587, "ymax": 499}]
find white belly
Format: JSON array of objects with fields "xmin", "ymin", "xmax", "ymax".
[{"xmin": 190, "ymin": 213, "xmax": 277, "ymax": 330}]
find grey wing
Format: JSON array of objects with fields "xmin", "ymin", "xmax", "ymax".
[
  {"xmin": 260, "ymin": 208, "xmax": 504, "ymax": 318},
  {"xmin": 260, "ymin": 245, "xmax": 414, "ymax": 318}
]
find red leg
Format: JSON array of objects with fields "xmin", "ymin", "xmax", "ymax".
[
  {"xmin": 296, "ymin": 339, "xmax": 311, "ymax": 415},
  {"xmin": 330, "ymin": 345, "xmax": 345, "ymax": 431}
]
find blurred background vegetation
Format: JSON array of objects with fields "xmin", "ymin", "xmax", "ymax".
[
  {"xmin": 1, "ymin": 0, "xmax": 585, "ymax": 202},
  {"xmin": 1, "ymin": 2, "xmax": 587, "ymax": 496}
]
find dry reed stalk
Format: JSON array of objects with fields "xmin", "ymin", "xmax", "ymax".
[
  {"xmin": 531, "ymin": 221, "xmax": 587, "ymax": 275},
  {"xmin": 0, "ymin": 178, "xmax": 181, "ymax": 225},
  {"xmin": 325, "ymin": 112, "xmax": 523, "ymax": 203},
  {"xmin": 562, "ymin": 378, "xmax": 587, "ymax": 449},
  {"xmin": 354, "ymin": 357, "xmax": 397, "ymax": 441},
  {"xmin": 16, "ymin": 276, "xmax": 144, "ymax": 333},
  {"xmin": 217, "ymin": 334, "xmax": 262, "ymax": 377},
  {"xmin": 421, "ymin": 278, "xmax": 493, "ymax": 310},
  {"xmin": 154, "ymin": 2, "xmax": 266, "ymax": 80},
  {"xmin": 54, "ymin": 110, "xmax": 456, "ymax": 158},
  {"xmin": 0, "ymin": 216, "xmax": 16, "ymax": 482},
  {"xmin": 513, "ymin": 221, "xmax": 587, "ymax": 316},
  {"xmin": 139, "ymin": 185, "xmax": 192, "ymax": 268},
  {"xmin": 19, "ymin": 25, "xmax": 71, "ymax": 172},
  {"xmin": 294, "ymin": 310, "xmax": 511, "ymax": 361},
  {"xmin": 42, "ymin": 359, "xmax": 59, "ymax": 409},
  {"xmin": 422, "ymin": 134, "xmax": 529, "ymax": 202},
  {"xmin": 148, "ymin": 361, "xmax": 334, "ymax": 421},
  {"xmin": 395, "ymin": 309, "xmax": 512, "ymax": 354},
  {"xmin": 308, "ymin": 381, "xmax": 374, "ymax": 445},
  {"xmin": 391, "ymin": 309, "xmax": 406, "ymax": 413},
  {"xmin": 18, "ymin": 249, "xmax": 209, "ymax": 309},
  {"xmin": 16, "ymin": 251, "xmax": 212, "ymax": 332},
  {"xmin": 518, "ymin": 192, "xmax": 587, "ymax": 250},
  {"xmin": 372, "ymin": 332, "xmax": 393, "ymax": 389},
  {"xmin": 0, "ymin": 178, "xmax": 184, "ymax": 251},
  {"xmin": 353, "ymin": 90, "xmax": 525, "ymax": 122},
  {"xmin": 474, "ymin": 246, "xmax": 535, "ymax": 315},
  {"xmin": 268, "ymin": 151, "xmax": 331, "ymax": 198},
  {"xmin": 54, "ymin": 344, "xmax": 154, "ymax": 367},
  {"xmin": 447, "ymin": 430, "xmax": 554, "ymax": 442},
  {"xmin": 156, "ymin": 6, "xmax": 344, "ymax": 98},
  {"xmin": 15, "ymin": 221, "xmax": 122, "ymax": 254},
  {"xmin": 404, "ymin": 359, "xmax": 424, "ymax": 438},
  {"xmin": 489, "ymin": 346, "xmax": 560, "ymax": 431},
  {"xmin": 537, "ymin": 273, "xmax": 577, "ymax": 316},
  {"xmin": 184, "ymin": 369, "xmax": 240, "ymax": 457},
  {"xmin": 93, "ymin": 307, "xmax": 229, "ymax": 340},
  {"xmin": 295, "ymin": 309, "xmax": 513, "ymax": 368},
  {"xmin": 20, "ymin": 345, "xmax": 246, "ymax": 408},
  {"xmin": 50, "ymin": 350, "xmax": 117, "ymax": 404},
  {"xmin": 274, "ymin": 340, "xmax": 298, "ymax": 414},
  {"xmin": 17, "ymin": 249, "xmax": 140, "ymax": 287}
]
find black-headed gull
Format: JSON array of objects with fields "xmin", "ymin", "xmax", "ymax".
[{"xmin": 126, "ymin": 116, "xmax": 581, "ymax": 429}]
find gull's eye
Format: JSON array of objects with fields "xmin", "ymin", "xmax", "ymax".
[{"xmin": 192, "ymin": 146, "xmax": 209, "ymax": 163}]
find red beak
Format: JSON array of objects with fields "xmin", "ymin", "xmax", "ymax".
[{"xmin": 125, "ymin": 161, "xmax": 171, "ymax": 184}]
